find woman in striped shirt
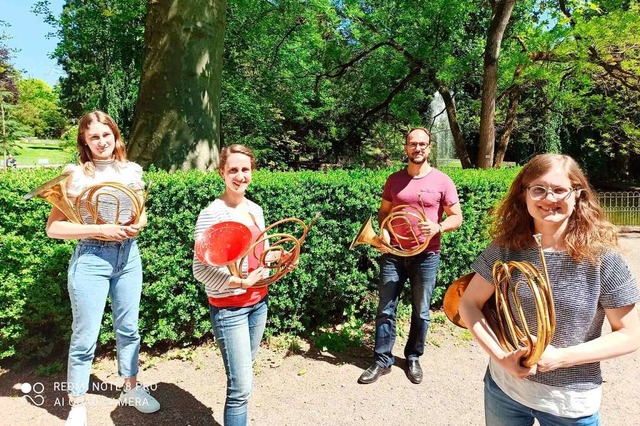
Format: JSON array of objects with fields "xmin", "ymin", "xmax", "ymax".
[
  {"xmin": 459, "ymin": 154, "xmax": 640, "ymax": 425},
  {"xmin": 192, "ymin": 144, "xmax": 268, "ymax": 426}
]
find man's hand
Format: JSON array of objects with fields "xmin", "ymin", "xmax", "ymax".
[{"xmin": 418, "ymin": 219, "xmax": 439, "ymax": 237}]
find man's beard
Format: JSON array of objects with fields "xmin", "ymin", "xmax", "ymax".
[{"xmin": 409, "ymin": 154, "xmax": 426, "ymax": 165}]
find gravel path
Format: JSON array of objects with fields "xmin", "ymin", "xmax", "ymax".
[{"xmin": 1, "ymin": 234, "xmax": 638, "ymax": 425}]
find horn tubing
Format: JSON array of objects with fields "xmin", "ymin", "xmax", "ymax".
[
  {"xmin": 444, "ymin": 233, "xmax": 555, "ymax": 367},
  {"xmin": 24, "ymin": 174, "xmax": 149, "ymax": 242},
  {"xmin": 350, "ymin": 202, "xmax": 433, "ymax": 257}
]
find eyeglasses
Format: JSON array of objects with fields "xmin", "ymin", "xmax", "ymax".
[
  {"xmin": 406, "ymin": 142, "xmax": 430, "ymax": 150},
  {"xmin": 525, "ymin": 185, "xmax": 582, "ymax": 201}
]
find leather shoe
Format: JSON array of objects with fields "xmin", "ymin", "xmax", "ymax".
[
  {"xmin": 406, "ymin": 359, "xmax": 423, "ymax": 384},
  {"xmin": 358, "ymin": 364, "xmax": 391, "ymax": 384}
]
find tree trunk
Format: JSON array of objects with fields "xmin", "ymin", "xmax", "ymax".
[
  {"xmin": 128, "ymin": 0, "xmax": 227, "ymax": 171},
  {"xmin": 477, "ymin": 0, "xmax": 516, "ymax": 169},
  {"xmin": 494, "ymin": 86, "xmax": 519, "ymax": 168},
  {"xmin": 494, "ymin": 64, "xmax": 523, "ymax": 168}
]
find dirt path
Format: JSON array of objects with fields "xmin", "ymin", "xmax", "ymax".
[{"xmin": 2, "ymin": 234, "xmax": 639, "ymax": 425}]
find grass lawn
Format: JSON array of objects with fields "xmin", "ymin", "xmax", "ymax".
[{"xmin": 10, "ymin": 139, "xmax": 73, "ymax": 167}]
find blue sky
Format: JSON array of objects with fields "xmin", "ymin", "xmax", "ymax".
[{"xmin": 1, "ymin": 0, "xmax": 65, "ymax": 87}]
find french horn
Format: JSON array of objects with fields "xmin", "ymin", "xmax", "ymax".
[
  {"xmin": 350, "ymin": 192, "xmax": 433, "ymax": 257},
  {"xmin": 195, "ymin": 213, "xmax": 320, "ymax": 287},
  {"xmin": 24, "ymin": 172, "xmax": 150, "ymax": 240},
  {"xmin": 443, "ymin": 234, "xmax": 555, "ymax": 367}
]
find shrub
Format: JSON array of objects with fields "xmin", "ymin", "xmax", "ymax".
[{"xmin": 0, "ymin": 165, "xmax": 518, "ymax": 361}]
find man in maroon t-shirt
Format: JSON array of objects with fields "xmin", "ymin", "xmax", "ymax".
[{"xmin": 358, "ymin": 127, "xmax": 463, "ymax": 385}]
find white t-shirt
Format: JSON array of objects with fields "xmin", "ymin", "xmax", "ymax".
[{"xmin": 64, "ymin": 160, "xmax": 145, "ymax": 198}]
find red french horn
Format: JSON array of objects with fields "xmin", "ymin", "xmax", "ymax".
[{"xmin": 195, "ymin": 214, "xmax": 320, "ymax": 287}]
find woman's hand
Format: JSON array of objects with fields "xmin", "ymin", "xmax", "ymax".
[
  {"xmin": 284, "ymin": 251, "xmax": 299, "ymax": 270},
  {"xmin": 243, "ymin": 267, "xmax": 266, "ymax": 287},
  {"xmin": 99, "ymin": 224, "xmax": 132, "ymax": 241},
  {"xmin": 124, "ymin": 223, "xmax": 144, "ymax": 238},
  {"xmin": 497, "ymin": 348, "xmax": 537, "ymax": 379},
  {"xmin": 537, "ymin": 345, "xmax": 567, "ymax": 372}
]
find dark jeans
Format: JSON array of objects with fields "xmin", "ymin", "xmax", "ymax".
[{"xmin": 373, "ymin": 251, "xmax": 440, "ymax": 368}]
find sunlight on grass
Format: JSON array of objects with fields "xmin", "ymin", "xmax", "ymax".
[{"xmin": 13, "ymin": 139, "xmax": 73, "ymax": 166}]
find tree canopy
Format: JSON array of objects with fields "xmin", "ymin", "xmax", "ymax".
[{"xmin": 34, "ymin": 0, "xmax": 640, "ymax": 179}]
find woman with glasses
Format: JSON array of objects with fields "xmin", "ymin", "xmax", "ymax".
[{"xmin": 459, "ymin": 153, "xmax": 640, "ymax": 425}]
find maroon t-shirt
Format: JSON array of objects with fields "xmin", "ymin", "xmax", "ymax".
[{"xmin": 381, "ymin": 168, "xmax": 459, "ymax": 253}]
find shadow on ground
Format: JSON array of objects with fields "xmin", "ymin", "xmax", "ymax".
[{"xmin": 0, "ymin": 369, "xmax": 219, "ymax": 425}]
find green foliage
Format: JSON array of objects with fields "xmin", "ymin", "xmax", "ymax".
[
  {"xmin": 0, "ymin": 166, "xmax": 518, "ymax": 361},
  {"xmin": 1, "ymin": 91, "xmax": 30, "ymax": 157},
  {"xmin": 34, "ymin": 0, "xmax": 146, "ymax": 134},
  {"xmin": 14, "ymin": 78, "xmax": 67, "ymax": 139},
  {"xmin": 0, "ymin": 169, "xmax": 75, "ymax": 359},
  {"xmin": 312, "ymin": 316, "xmax": 366, "ymax": 352}
]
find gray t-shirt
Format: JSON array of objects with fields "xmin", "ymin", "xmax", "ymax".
[{"xmin": 472, "ymin": 243, "xmax": 639, "ymax": 390}]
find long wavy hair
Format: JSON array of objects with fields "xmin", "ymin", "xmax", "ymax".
[
  {"xmin": 492, "ymin": 154, "xmax": 617, "ymax": 262},
  {"xmin": 76, "ymin": 110, "xmax": 128, "ymax": 176}
]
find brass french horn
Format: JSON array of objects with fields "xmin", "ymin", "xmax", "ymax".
[
  {"xmin": 24, "ymin": 172, "xmax": 150, "ymax": 240},
  {"xmin": 195, "ymin": 213, "xmax": 320, "ymax": 287},
  {"xmin": 350, "ymin": 192, "xmax": 433, "ymax": 257},
  {"xmin": 443, "ymin": 234, "xmax": 555, "ymax": 367}
]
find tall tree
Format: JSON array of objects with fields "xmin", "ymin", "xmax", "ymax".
[
  {"xmin": 477, "ymin": 0, "xmax": 516, "ymax": 168},
  {"xmin": 14, "ymin": 78, "xmax": 66, "ymax": 138},
  {"xmin": 127, "ymin": 0, "xmax": 227, "ymax": 171},
  {"xmin": 34, "ymin": 0, "xmax": 146, "ymax": 132}
]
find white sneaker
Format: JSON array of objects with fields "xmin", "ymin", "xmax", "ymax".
[
  {"xmin": 119, "ymin": 384, "xmax": 160, "ymax": 413},
  {"xmin": 65, "ymin": 405, "xmax": 87, "ymax": 426}
]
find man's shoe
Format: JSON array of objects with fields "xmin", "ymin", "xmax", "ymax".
[
  {"xmin": 358, "ymin": 364, "xmax": 391, "ymax": 384},
  {"xmin": 406, "ymin": 359, "xmax": 423, "ymax": 384}
]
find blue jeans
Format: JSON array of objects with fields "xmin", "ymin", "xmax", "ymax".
[
  {"xmin": 210, "ymin": 296, "xmax": 268, "ymax": 426},
  {"xmin": 67, "ymin": 239, "xmax": 142, "ymax": 397},
  {"xmin": 374, "ymin": 251, "xmax": 440, "ymax": 368},
  {"xmin": 484, "ymin": 370, "xmax": 600, "ymax": 426}
]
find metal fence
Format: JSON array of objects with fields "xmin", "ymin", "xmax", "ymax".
[{"xmin": 597, "ymin": 191, "xmax": 640, "ymax": 226}]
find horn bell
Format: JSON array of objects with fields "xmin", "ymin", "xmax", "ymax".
[
  {"xmin": 349, "ymin": 216, "xmax": 384, "ymax": 251},
  {"xmin": 23, "ymin": 172, "xmax": 82, "ymax": 223}
]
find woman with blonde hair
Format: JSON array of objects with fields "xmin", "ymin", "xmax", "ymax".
[
  {"xmin": 459, "ymin": 153, "xmax": 640, "ymax": 425},
  {"xmin": 47, "ymin": 110, "xmax": 160, "ymax": 425}
]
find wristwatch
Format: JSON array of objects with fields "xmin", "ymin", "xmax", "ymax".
[{"xmin": 438, "ymin": 223, "xmax": 444, "ymax": 234}]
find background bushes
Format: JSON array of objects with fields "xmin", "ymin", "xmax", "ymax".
[{"xmin": 0, "ymin": 166, "xmax": 518, "ymax": 361}]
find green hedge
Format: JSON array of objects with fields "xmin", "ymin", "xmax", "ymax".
[{"xmin": 0, "ymin": 166, "xmax": 518, "ymax": 360}]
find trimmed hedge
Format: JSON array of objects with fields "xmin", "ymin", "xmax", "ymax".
[{"xmin": 0, "ymin": 166, "xmax": 519, "ymax": 360}]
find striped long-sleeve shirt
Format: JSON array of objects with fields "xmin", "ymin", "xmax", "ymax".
[{"xmin": 192, "ymin": 198, "xmax": 267, "ymax": 299}]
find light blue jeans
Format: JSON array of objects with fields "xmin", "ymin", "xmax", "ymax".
[
  {"xmin": 67, "ymin": 239, "xmax": 142, "ymax": 397},
  {"xmin": 484, "ymin": 370, "xmax": 600, "ymax": 426},
  {"xmin": 210, "ymin": 296, "xmax": 268, "ymax": 426},
  {"xmin": 374, "ymin": 252, "xmax": 440, "ymax": 368}
]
